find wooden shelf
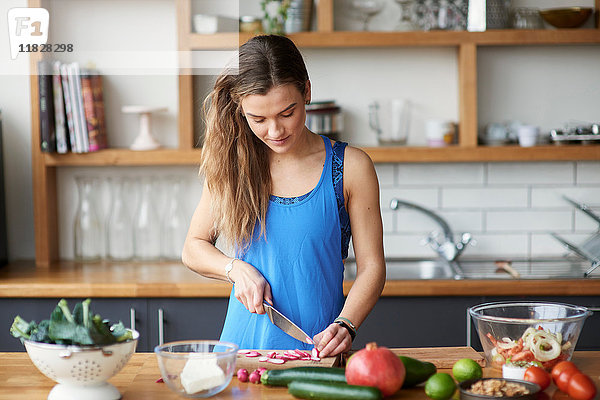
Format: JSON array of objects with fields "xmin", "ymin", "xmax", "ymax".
[
  {"xmin": 42, "ymin": 145, "xmax": 600, "ymax": 166},
  {"xmin": 186, "ymin": 29, "xmax": 600, "ymax": 50},
  {"xmin": 43, "ymin": 148, "xmax": 202, "ymax": 166}
]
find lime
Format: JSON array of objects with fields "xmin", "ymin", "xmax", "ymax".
[
  {"xmin": 452, "ymin": 358, "xmax": 483, "ymax": 382},
  {"xmin": 425, "ymin": 372, "xmax": 456, "ymax": 400}
]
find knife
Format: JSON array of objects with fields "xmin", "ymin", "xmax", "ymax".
[{"xmin": 263, "ymin": 302, "xmax": 313, "ymax": 345}]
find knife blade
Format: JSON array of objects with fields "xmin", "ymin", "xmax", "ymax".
[{"xmin": 263, "ymin": 302, "xmax": 313, "ymax": 345}]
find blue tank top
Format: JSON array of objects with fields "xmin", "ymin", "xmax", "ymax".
[{"xmin": 219, "ymin": 135, "xmax": 346, "ymax": 350}]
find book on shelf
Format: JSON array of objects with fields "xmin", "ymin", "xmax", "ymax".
[
  {"xmin": 68, "ymin": 62, "xmax": 89, "ymax": 153},
  {"xmin": 43, "ymin": 61, "xmax": 108, "ymax": 153},
  {"xmin": 59, "ymin": 63, "xmax": 77, "ymax": 152},
  {"xmin": 37, "ymin": 60, "xmax": 56, "ymax": 153},
  {"xmin": 81, "ymin": 69, "xmax": 107, "ymax": 151},
  {"xmin": 52, "ymin": 61, "xmax": 69, "ymax": 153}
]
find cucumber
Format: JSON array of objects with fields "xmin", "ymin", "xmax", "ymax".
[
  {"xmin": 260, "ymin": 367, "xmax": 346, "ymax": 387},
  {"xmin": 288, "ymin": 380, "xmax": 382, "ymax": 400},
  {"xmin": 398, "ymin": 355, "xmax": 437, "ymax": 388}
]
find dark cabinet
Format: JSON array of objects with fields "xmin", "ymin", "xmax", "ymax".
[
  {"xmin": 147, "ymin": 298, "xmax": 228, "ymax": 348},
  {"xmin": 354, "ymin": 296, "xmax": 485, "ymax": 349}
]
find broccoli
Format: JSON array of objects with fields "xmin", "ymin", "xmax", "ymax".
[{"xmin": 10, "ymin": 316, "xmax": 35, "ymax": 341}]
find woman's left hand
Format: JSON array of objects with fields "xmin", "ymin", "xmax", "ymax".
[{"xmin": 312, "ymin": 323, "xmax": 352, "ymax": 358}]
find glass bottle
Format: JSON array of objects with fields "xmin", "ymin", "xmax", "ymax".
[
  {"xmin": 73, "ymin": 176, "xmax": 102, "ymax": 261},
  {"xmin": 133, "ymin": 177, "xmax": 161, "ymax": 261},
  {"xmin": 106, "ymin": 177, "xmax": 134, "ymax": 261},
  {"xmin": 161, "ymin": 176, "xmax": 188, "ymax": 261}
]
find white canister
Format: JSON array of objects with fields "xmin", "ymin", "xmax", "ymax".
[
  {"xmin": 517, "ymin": 125, "xmax": 539, "ymax": 147},
  {"xmin": 425, "ymin": 119, "xmax": 452, "ymax": 147}
]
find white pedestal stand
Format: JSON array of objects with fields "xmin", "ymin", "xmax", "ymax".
[{"xmin": 122, "ymin": 106, "xmax": 168, "ymax": 151}]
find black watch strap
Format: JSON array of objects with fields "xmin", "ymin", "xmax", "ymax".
[{"xmin": 334, "ymin": 320, "xmax": 356, "ymax": 341}]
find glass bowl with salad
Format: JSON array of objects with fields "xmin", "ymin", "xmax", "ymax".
[{"xmin": 469, "ymin": 302, "xmax": 591, "ymax": 372}]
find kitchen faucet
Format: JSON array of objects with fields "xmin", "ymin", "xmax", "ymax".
[{"xmin": 390, "ymin": 198, "xmax": 474, "ymax": 279}]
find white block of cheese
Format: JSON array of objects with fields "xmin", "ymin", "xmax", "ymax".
[{"xmin": 180, "ymin": 355, "xmax": 226, "ymax": 394}]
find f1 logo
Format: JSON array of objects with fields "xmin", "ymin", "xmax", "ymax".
[{"xmin": 7, "ymin": 8, "xmax": 49, "ymax": 60}]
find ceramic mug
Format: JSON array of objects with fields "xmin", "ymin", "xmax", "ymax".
[{"xmin": 517, "ymin": 125, "xmax": 539, "ymax": 147}]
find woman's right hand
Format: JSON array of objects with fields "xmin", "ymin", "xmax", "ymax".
[{"xmin": 228, "ymin": 259, "xmax": 273, "ymax": 314}]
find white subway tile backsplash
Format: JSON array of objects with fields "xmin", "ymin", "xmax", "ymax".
[
  {"xmin": 396, "ymin": 163, "xmax": 485, "ymax": 185},
  {"xmin": 442, "ymin": 187, "xmax": 528, "ymax": 208},
  {"xmin": 531, "ymin": 233, "xmax": 593, "ymax": 257},
  {"xmin": 487, "ymin": 162, "xmax": 574, "ymax": 185},
  {"xmin": 464, "ymin": 233, "xmax": 529, "ymax": 257},
  {"xmin": 486, "ymin": 210, "xmax": 572, "ymax": 232},
  {"xmin": 574, "ymin": 210, "xmax": 600, "ymax": 232},
  {"xmin": 438, "ymin": 211, "xmax": 484, "ymax": 233},
  {"xmin": 381, "ymin": 211, "xmax": 395, "ymax": 233},
  {"xmin": 576, "ymin": 162, "xmax": 600, "ymax": 184},
  {"xmin": 383, "ymin": 234, "xmax": 436, "ymax": 258},
  {"xmin": 375, "ymin": 164, "xmax": 395, "ymax": 187},
  {"xmin": 395, "ymin": 209, "xmax": 442, "ymax": 234},
  {"xmin": 380, "ymin": 187, "xmax": 439, "ymax": 211},
  {"xmin": 531, "ymin": 187, "xmax": 600, "ymax": 207}
]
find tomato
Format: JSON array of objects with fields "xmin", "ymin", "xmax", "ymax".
[
  {"xmin": 556, "ymin": 367, "xmax": 580, "ymax": 393},
  {"xmin": 551, "ymin": 361, "xmax": 579, "ymax": 385},
  {"xmin": 524, "ymin": 366, "xmax": 551, "ymax": 391},
  {"xmin": 567, "ymin": 373, "xmax": 597, "ymax": 400}
]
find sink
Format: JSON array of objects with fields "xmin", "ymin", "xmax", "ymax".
[{"xmin": 343, "ymin": 257, "xmax": 598, "ymax": 280}]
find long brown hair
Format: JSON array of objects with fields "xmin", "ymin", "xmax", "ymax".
[{"xmin": 200, "ymin": 35, "xmax": 309, "ymax": 252}]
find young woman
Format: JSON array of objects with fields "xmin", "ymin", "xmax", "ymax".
[{"xmin": 182, "ymin": 35, "xmax": 385, "ymax": 357}]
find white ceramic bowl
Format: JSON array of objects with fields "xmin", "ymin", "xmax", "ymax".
[
  {"xmin": 24, "ymin": 330, "xmax": 139, "ymax": 400},
  {"xmin": 155, "ymin": 340, "xmax": 238, "ymax": 398}
]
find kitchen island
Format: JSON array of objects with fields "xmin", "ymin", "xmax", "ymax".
[{"xmin": 1, "ymin": 351, "xmax": 598, "ymax": 399}]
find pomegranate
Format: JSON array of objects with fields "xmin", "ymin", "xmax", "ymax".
[{"xmin": 345, "ymin": 342, "xmax": 406, "ymax": 397}]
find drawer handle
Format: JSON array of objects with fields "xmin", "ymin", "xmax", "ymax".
[
  {"xmin": 130, "ymin": 308, "xmax": 136, "ymax": 332},
  {"xmin": 158, "ymin": 308, "xmax": 164, "ymax": 345}
]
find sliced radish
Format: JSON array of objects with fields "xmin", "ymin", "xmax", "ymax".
[
  {"xmin": 258, "ymin": 356, "xmax": 268, "ymax": 362},
  {"xmin": 267, "ymin": 351, "xmax": 277, "ymax": 359},
  {"xmin": 245, "ymin": 351, "xmax": 261, "ymax": 358},
  {"xmin": 267, "ymin": 358, "xmax": 286, "ymax": 364},
  {"xmin": 311, "ymin": 348, "xmax": 320, "ymax": 358},
  {"xmin": 310, "ymin": 356, "xmax": 321, "ymax": 362}
]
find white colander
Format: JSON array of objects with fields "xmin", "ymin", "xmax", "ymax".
[{"xmin": 24, "ymin": 330, "xmax": 139, "ymax": 400}]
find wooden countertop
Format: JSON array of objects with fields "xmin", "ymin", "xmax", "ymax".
[
  {"xmin": 1, "ymin": 261, "xmax": 600, "ymax": 298},
  {"xmin": 1, "ymin": 351, "xmax": 599, "ymax": 400}
]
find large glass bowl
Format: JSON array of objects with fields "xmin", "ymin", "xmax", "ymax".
[
  {"xmin": 469, "ymin": 302, "xmax": 591, "ymax": 371},
  {"xmin": 154, "ymin": 340, "xmax": 238, "ymax": 398}
]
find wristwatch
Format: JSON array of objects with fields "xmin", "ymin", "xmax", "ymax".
[
  {"xmin": 225, "ymin": 258, "xmax": 237, "ymax": 284},
  {"xmin": 334, "ymin": 317, "xmax": 356, "ymax": 341}
]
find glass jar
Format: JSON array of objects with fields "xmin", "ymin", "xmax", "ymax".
[
  {"xmin": 73, "ymin": 176, "xmax": 103, "ymax": 261},
  {"xmin": 160, "ymin": 177, "xmax": 188, "ymax": 261},
  {"xmin": 511, "ymin": 7, "xmax": 544, "ymax": 29},
  {"xmin": 133, "ymin": 177, "xmax": 161, "ymax": 261},
  {"xmin": 239, "ymin": 16, "xmax": 263, "ymax": 33},
  {"xmin": 106, "ymin": 177, "xmax": 134, "ymax": 261}
]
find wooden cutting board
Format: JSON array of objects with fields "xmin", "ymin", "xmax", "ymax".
[
  {"xmin": 391, "ymin": 347, "xmax": 485, "ymax": 369},
  {"xmin": 236, "ymin": 350, "xmax": 341, "ymax": 371},
  {"xmin": 342, "ymin": 346, "xmax": 485, "ymax": 369}
]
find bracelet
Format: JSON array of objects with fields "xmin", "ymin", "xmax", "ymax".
[
  {"xmin": 224, "ymin": 258, "xmax": 237, "ymax": 284},
  {"xmin": 334, "ymin": 316, "xmax": 356, "ymax": 332},
  {"xmin": 334, "ymin": 320, "xmax": 356, "ymax": 341}
]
